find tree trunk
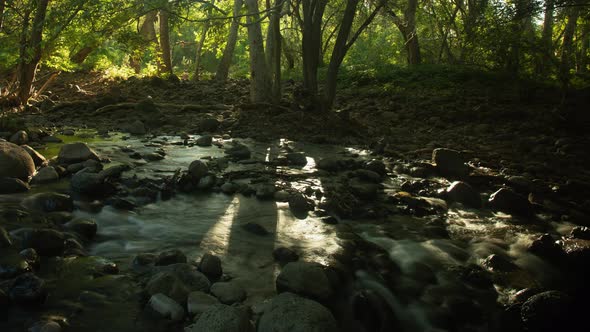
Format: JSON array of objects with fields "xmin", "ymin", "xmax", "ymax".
[
  {"xmin": 215, "ymin": 0, "xmax": 243, "ymax": 82},
  {"xmin": 301, "ymin": 0, "xmax": 327, "ymax": 96},
  {"xmin": 577, "ymin": 16, "xmax": 589, "ymax": 74},
  {"xmin": 404, "ymin": 0, "xmax": 421, "ymax": 65},
  {"xmin": 324, "ymin": 0, "xmax": 359, "ymax": 110},
  {"xmin": 267, "ymin": 0, "xmax": 282, "ymax": 102},
  {"xmin": 559, "ymin": 7, "xmax": 579, "ymax": 86},
  {"xmin": 159, "ymin": 8, "xmax": 173, "ymax": 75},
  {"xmin": 535, "ymin": 0, "xmax": 555, "ymax": 76},
  {"xmin": 244, "ymin": 0, "xmax": 271, "ymax": 102},
  {"xmin": 0, "ymin": 0, "xmax": 6, "ymax": 31},
  {"xmin": 17, "ymin": 0, "xmax": 50, "ymax": 105},
  {"xmin": 70, "ymin": 45, "xmax": 96, "ymax": 64},
  {"xmin": 194, "ymin": 0, "xmax": 215, "ymax": 80}
]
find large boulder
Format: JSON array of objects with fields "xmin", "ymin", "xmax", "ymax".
[
  {"xmin": 488, "ymin": 188, "xmax": 533, "ymax": 216},
  {"xmin": 188, "ymin": 160, "xmax": 209, "ymax": 180},
  {"xmin": 199, "ymin": 253, "xmax": 222, "ymax": 280},
  {"xmin": 258, "ymin": 292, "xmax": 338, "ymax": 332},
  {"xmin": 276, "ymin": 262, "xmax": 333, "ymax": 301},
  {"xmin": 148, "ymin": 293, "xmax": 185, "ymax": 321},
  {"xmin": 210, "ymin": 282, "xmax": 246, "ymax": 304},
  {"xmin": 0, "ymin": 141, "xmax": 36, "ymax": 180},
  {"xmin": 0, "ymin": 177, "xmax": 30, "ymax": 194},
  {"xmin": 432, "ymin": 148, "xmax": 469, "ymax": 178},
  {"xmin": 57, "ymin": 142, "xmax": 100, "ymax": 164},
  {"xmin": 21, "ymin": 145, "xmax": 46, "ymax": 167},
  {"xmin": 446, "ymin": 181, "xmax": 482, "ymax": 208},
  {"xmin": 187, "ymin": 291, "xmax": 220, "ymax": 315},
  {"xmin": 520, "ymin": 291, "xmax": 574, "ymax": 332},
  {"xmin": 186, "ymin": 304, "xmax": 252, "ymax": 332}
]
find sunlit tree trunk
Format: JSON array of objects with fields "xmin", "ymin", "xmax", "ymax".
[
  {"xmin": 577, "ymin": 17, "xmax": 589, "ymax": 74},
  {"xmin": 0, "ymin": 0, "xmax": 6, "ymax": 30},
  {"xmin": 244, "ymin": 0, "xmax": 271, "ymax": 102},
  {"xmin": 17, "ymin": 0, "xmax": 50, "ymax": 105},
  {"xmin": 559, "ymin": 6, "xmax": 580, "ymax": 86},
  {"xmin": 215, "ymin": 0, "xmax": 243, "ymax": 82},
  {"xmin": 301, "ymin": 0, "xmax": 327, "ymax": 97},
  {"xmin": 386, "ymin": 0, "xmax": 421, "ymax": 65},
  {"xmin": 159, "ymin": 8, "xmax": 173, "ymax": 75},
  {"xmin": 194, "ymin": 0, "xmax": 215, "ymax": 80},
  {"xmin": 70, "ymin": 45, "xmax": 96, "ymax": 64}
]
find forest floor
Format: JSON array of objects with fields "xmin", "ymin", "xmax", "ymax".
[{"xmin": 14, "ymin": 68, "xmax": 590, "ymax": 195}]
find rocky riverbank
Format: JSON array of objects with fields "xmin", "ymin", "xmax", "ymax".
[{"xmin": 1, "ymin": 74, "xmax": 589, "ymax": 331}]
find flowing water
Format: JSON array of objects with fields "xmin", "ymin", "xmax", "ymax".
[{"xmin": 2, "ymin": 130, "xmax": 576, "ymax": 331}]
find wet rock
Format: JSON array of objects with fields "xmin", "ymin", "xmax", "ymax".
[
  {"xmin": 20, "ymin": 248, "xmax": 40, "ymax": 268},
  {"xmin": 188, "ymin": 160, "xmax": 209, "ymax": 180},
  {"xmin": 199, "ymin": 254, "xmax": 222, "ymax": 280},
  {"xmin": 143, "ymin": 152, "xmax": 165, "ymax": 161},
  {"xmin": 187, "ymin": 291, "xmax": 220, "ymax": 315},
  {"xmin": 107, "ymin": 197, "xmax": 136, "ymax": 210},
  {"xmin": 127, "ymin": 120, "xmax": 146, "ymax": 135},
  {"xmin": 560, "ymin": 238, "xmax": 590, "ymax": 269},
  {"xmin": 289, "ymin": 193, "xmax": 313, "ymax": 219},
  {"xmin": 32, "ymin": 166, "xmax": 59, "ymax": 184},
  {"xmin": 286, "ymin": 152, "xmax": 307, "ymax": 166},
  {"xmin": 220, "ymin": 182, "xmax": 238, "ymax": 195},
  {"xmin": 0, "ymin": 289, "xmax": 8, "ymax": 309},
  {"xmin": 482, "ymin": 254, "xmax": 517, "ymax": 272},
  {"xmin": 274, "ymin": 190, "xmax": 290, "ymax": 202},
  {"xmin": 9, "ymin": 273, "xmax": 47, "ymax": 305},
  {"xmin": 520, "ymin": 291, "xmax": 574, "ymax": 332},
  {"xmin": 10, "ymin": 130, "xmax": 28, "ymax": 145},
  {"xmin": 364, "ymin": 159, "xmax": 387, "ymax": 176},
  {"xmin": 198, "ymin": 118, "xmax": 220, "ymax": 132},
  {"xmin": 241, "ymin": 222, "xmax": 269, "ymax": 236},
  {"xmin": 276, "ymin": 262, "xmax": 333, "ymax": 301},
  {"xmin": 317, "ymin": 157, "xmax": 342, "ymax": 172},
  {"xmin": 352, "ymin": 169, "xmax": 382, "ymax": 183},
  {"xmin": 258, "ymin": 292, "xmax": 338, "ymax": 332},
  {"xmin": 225, "ymin": 143, "xmax": 251, "ymax": 160},
  {"xmin": 0, "ymin": 141, "xmax": 36, "ymax": 180},
  {"xmin": 148, "ymin": 293, "xmax": 185, "ymax": 321},
  {"xmin": 210, "ymin": 282, "xmax": 247, "ymax": 304},
  {"xmin": 147, "ymin": 264, "xmax": 210, "ymax": 303},
  {"xmin": 196, "ymin": 135, "xmax": 213, "ymax": 147},
  {"xmin": 507, "ymin": 176, "xmax": 534, "ymax": 194},
  {"xmin": 1, "ymin": 226, "xmax": 12, "ymax": 248},
  {"xmin": 136, "ymin": 98, "xmax": 159, "ymax": 113},
  {"xmin": 348, "ymin": 178, "xmax": 380, "ymax": 200},
  {"xmin": 0, "ymin": 248, "xmax": 31, "ymax": 278},
  {"xmin": 64, "ymin": 219, "xmax": 97, "ymax": 239},
  {"xmin": 273, "ymin": 247, "xmax": 299, "ymax": 264},
  {"xmin": 488, "ymin": 188, "xmax": 533, "ymax": 216},
  {"xmin": 22, "ymin": 192, "xmax": 73, "ymax": 212},
  {"xmin": 528, "ymin": 234, "xmax": 564, "ymax": 262},
  {"xmin": 98, "ymin": 164, "xmax": 130, "ymax": 180},
  {"xmin": 155, "ymin": 249, "xmax": 187, "ymax": 266},
  {"xmin": 432, "ymin": 148, "xmax": 469, "ymax": 178},
  {"xmin": 320, "ymin": 216, "xmax": 339, "ymax": 225},
  {"xmin": 570, "ymin": 226, "xmax": 590, "ymax": 240},
  {"xmin": 197, "ymin": 175, "xmax": 216, "ymax": 190},
  {"xmin": 29, "ymin": 320, "xmax": 62, "ymax": 332},
  {"xmin": 62, "ymin": 129, "xmax": 75, "ymax": 136},
  {"xmin": 21, "ymin": 145, "xmax": 47, "ymax": 167},
  {"xmin": 71, "ymin": 172, "xmax": 105, "ymax": 195},
  {"xmin": 0, "ymin": 177, "xmax": 30, "ymax": 194},
  {"xmin": 187, "ymin": 304, "xmax": 252, "ymax": 332},
  {"xmin": 57, "ymin": 142, "xmax": 100, "ymax": 164},
  {"xmin": 446, "ymin": 181, "xmax": 481, "ymax": 208},
  {"xmin": 12, "ymin": 228, "xmax": 65, "ymax": 256},
  {"xmin": 256, "ymin": 183, "xmax": 276, "ymax": 200}
]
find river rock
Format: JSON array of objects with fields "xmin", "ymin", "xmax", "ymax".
[
  {"xmin": 187, "ymin": 291, "xmax": 220, "ymax": 315},
  {"xmin": 187, "ymin": 304, "xmax": 252, "ymax": 332},
  {"xmin": 155, "ymin": 249, "xmax": 187, "ymax": 266},
  {"xmin": 64, "ymin": 219, "xmax": 97, "ymax": 239},
  {"xmin": 0, "ymin": 177, "xmax": 30, "ymax": 194},
  {"xmin": 488, "ymin": 188, "xmax": 533, "ymax": 216},
  {"xmin": 9, "ymin": 130, "xmax": 28, "ymax": 145},
  {"xmin": 210, "ymin": 282, "xmax": 246, "ymax": 304},
  {"xmin": 241, "ymin": 222, "xmax": 269, "ymax": 235},
  {"xmin": 317, "ymin": 157, "xmax": 342, "ymax": 172},
  {"xmin": 70, "ymin": 172, "xmax": 105, "ymax": 195},
  {"xmin": 273, "ymin": 247, "xmax": 299, "ymax": 264},
  {"xmin": 146, "ymin": 264, "xmax": 210, "ymax": 303},
  {"xmin": 127, "ymin": 120, "xmax": 146, "ymax": 135},
  {"xmin": 32, "ymin": 166, "xmax": 59, "ymax": 184},
  {"xmin": 481, "ymin": 254, "xmax": 517, "ymax": 272},
  {"xmin": 289, "ymin": 193, "xmax": 313, "ymax": 219},
  {"xmin": 148, "ymin": 293, "xmax": 185, "ymax": 321},
  {"xmin": 0, "ymin": 248, "xmax": 31, "ymax": 278},
  {"xmin": 256, "ymin": 183, "xmax": 276, "ymax": 200},
  {"xmin": 197, "ymin": 175, "xmax": 216, "ymax": 190},
  {"xmin": 570, "ymin": 226, "xmax": 590, "ymax": 240},
  {"xmin": 21, "ymin": 145, "xmax": 46, "ymax": 167},
  {"xmin": 196, "ymin": 135, "xmax": 213, "ymax": 147},
  {"xmin": 1, "ymin": 226, "xmax": 12, "ymax": 248},
  {"xmin": 352, "ymin": 169, "xmax": 382, "ymax": 183},
  {"xmin": 220, "ymin": 182, "xmax": 238, "ymax": 195},
  {"xmin": 446, "ymin": 181, "xmax": 481, "ymax": 208},
  {"xmin": 41, "ymin": 135, "xmax": 62, "ymax": 143},
  {"xmin": 258, "ymin": 292, "xmax": 338, "ymax": 332},
  {"xmin": 432, "ymin": 148, "xmax": 469, "ymax": 178},
  {"xmin": 520, "ymin": 291, "xmax": 574, "ymax": 332},
  {"xmin": 22, "ymin": 192, "xmax": 73, "ymax": 212},
  {"xmin": 198, "ymin": 118, "xmax": 220, "ymax": 132},
  {"xmin": 57, "ymin": 142, "xmax": 100, "ymax": 164},
  {"xmin": 199, "ymin": 253, "xmax": 222, "ymax": 280},
  {"xmin": 188, "ymin": 160, "xmax": 209, "ymax": 180},
  {"xmin": 225, "ymin": 143, "xmax": 251, "ymax": 160},
  {"xmin": 9, "ymin": 273, "xmax": 47, "ymax": 305},
  {"xmin": 348, "ymin": 178, "xmax": 380, "ymax": 200},
  {"xmin": 29, "ymin": 321, "xmax": 62, "ymax": 332},
  {"xmin": 528, "ymin": 234, "xmax": 564, "ymax": 262},
  {"xmin": 286, "ymin": 152, "xmax": 307, "ymax": 166},
  {"xmin": 364, "ymin": 159, "xmax": 387, "ymax": 176},
  {"xmin": 12, "ymin": 228, "xmax": 65, "ymax": 256},
  {"xmin": 276, "ymin": 262, "xmax": 333, "ymax": 301},
  {"xmin": 0, "ymin": 141, "xmax": 36, "ymax": 180}
]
